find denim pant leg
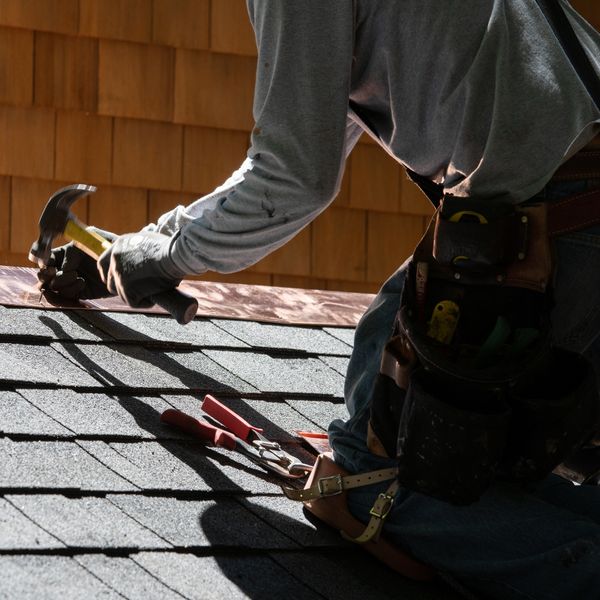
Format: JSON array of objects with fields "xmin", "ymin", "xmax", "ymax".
[
  {"xmin": 331, "ymin": 206, "xmax": 600, "ymax": 599},
  {"xmin": 346, "ymin": 478, "xmax": 600, "ymax": 600}
]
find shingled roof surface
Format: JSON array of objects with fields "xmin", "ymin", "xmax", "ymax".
[{"xmin": 0, "ymin": 280, "xmax": 462, "ymax": 599}]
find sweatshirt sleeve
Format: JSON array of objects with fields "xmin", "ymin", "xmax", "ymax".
[{"xmin": 155, "ymin": 0, "xmax": 357, "ymax": 276}]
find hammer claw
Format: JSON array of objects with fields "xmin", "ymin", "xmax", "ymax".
[
  {"xmin": 28, "ymin": 184, "xmax": 97, "ymax": 267},
  {"xmin": 30, "ymin": 183, "xmax": 198, "ymax": 325}
]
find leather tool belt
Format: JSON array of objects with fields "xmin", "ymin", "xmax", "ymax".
[{"xmin": 368, "ymin": 185, "xmax": 600, "ymax": 505}]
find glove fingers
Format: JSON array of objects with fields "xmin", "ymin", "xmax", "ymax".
[
  {"xmin": 53, "ymin": 279, "xmax": 87, "ymax": 299},
  {"xmin": 40, "ymin": 246, "xmax": 66, "ymax": 272},
  {"xmin": 45, "ymin": 270, "xmax": 86, "ymax": 299},
  {"xmin": 37, "ymin": 266, "xmax": 57, "ymax": 286},
  {"xmin": 49, "ymin": 270, "xmax": 85, "ymax": 293},
  {"xmin": 61, "ymin": 243, "xmax": 89, "ymax": 273}
]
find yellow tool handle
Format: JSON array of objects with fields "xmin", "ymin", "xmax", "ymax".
[
  {"xmin": 63, "ymin": 215, "xmax": 198, "ymax": 325},
  {"xmin": 64, "ymin": 219, "xmax": 112, "ymax": 259}
]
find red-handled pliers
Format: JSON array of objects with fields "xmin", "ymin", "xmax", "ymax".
[{"xmin": 160, "ymin": 394, "xmax": 313, "ymax": 479}]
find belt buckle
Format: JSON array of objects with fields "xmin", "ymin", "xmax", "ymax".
[
  {"xmin": 369, "ymin": 492, "xmax": 395, "ymax": 520},
  {"xmin": 317, "ymin": 474, "xmax": 343, "ymax": 497}
]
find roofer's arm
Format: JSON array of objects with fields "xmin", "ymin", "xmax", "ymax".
[{"xmin": 41, "ymin": 1, "xmax": 360, "ymax": 308}]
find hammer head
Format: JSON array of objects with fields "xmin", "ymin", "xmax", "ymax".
[{"xmin": 28, "ymin": 184, "xmax": 97, "ymax": 268}]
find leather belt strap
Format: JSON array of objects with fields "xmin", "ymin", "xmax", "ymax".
[
  {"xmin": 283, "ymin": 465, "xmax": 399, "ymax": 545},
  {"xmin": 552, "ymin": 150, "xmax": 600, "ymax": 181},
  {"xmin": 547, "ymin": 187, "xmax": 600, "ymax": 236},
  {"xmin": 341, "ymin": 479, "xmax": 401, "ymax": 544},
  {"xmin": 282, "ymin": 466, "xmax": 398, "ymax": 502}
]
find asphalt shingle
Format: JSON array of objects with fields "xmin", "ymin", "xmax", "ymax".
[
  {"xmin": 20, "ymin": 389, "xmax": 179, "ymax": 439},
  {"xmin": 286, "ymin": 398, "xmax": 349, "ymax": 431},
  {"xmin": 0, "ymin": 555, "xmax": 121, "ymax": 599},
  {"xmin": 0, "ymin": 306, "xmax": 110, "ymax": 342},
  {"xmin": 51, "ymin": 343, "xmax": 190, "ymax": 390},
  {"xmin": 132, "ymin": 551, "xmax": 319, "ymax": 600},
  {"xmin": 6, "ymin": 494, "xmax": 169, "ymax": 549},
  {"xmin": 0, "ymin": 438, "xmax": 136, "ymax": 492},
  {"xmin": 77, "ymin": 440, "xmax": 281, "ymax": 494},
  {"xmin": 319, "ymin": 355, "xmax": 350, "ymax": 377},
  {"xmin": 323, "ymin": 326, "xmax": 356, "ymax": 348},
  {"xmin": 239, "ymin": 495, "xmax": 345, "ymax": 548},
  {"xmin": 107, "ymin": 494, "xmax": 296, "ymax": 549},
  {"xmin": 0, "ymin": 390, "xmax": 72, "ymax": 437},
  {"xmin": 0, "ymin": 343, "xmax": 98, "ymax": 386},
  {"xmin": 212, "ymin": 319, "xmax": 352, "ymax": 355},
  {"xmin": 79, "ymin": 311, "xmax": 249, "ymax": 348},
  {"xmin": 204, "ymin": 350, "xmax": 345, "ymax": 397},
  {"xmin": 163, "ymin": 350, "xmax": 259, "ymax": 394},
  {"xmin": 74, "ymin": 555, "xmax": 185, "ymax": 600},
  {"xmin": 0, "ymin": 498, "xmax": 65, "ymax": 550}
]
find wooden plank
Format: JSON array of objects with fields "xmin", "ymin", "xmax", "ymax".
[
  {"xmin": 79, "ymin": 0, "xmax": 152, "ymax": 43},
  {"xmin": 99, "ymin": 39, "xmax": 174, "ymax": 121},
  {"xmin": 349, "ymin": 144, "xmax": 401, "ymax": 212},
  {"xmin": 210, "ymin": 0, "xmax": 257, "ymax": 57},
  {"xmin": 153, "ymin": 0, "xmax": 209, "ymax": 50},
  {"xmin": 148, "ymin": 190, "xmax": 199, "ymax": 226},
  {"xmin": 357, "ymin": 131, "xmax": 377, "ymax": 146},
  {"xmin": 0, "ymin": 0, "xmax": 78, "ymax": 34},
  {"xmin": 0, "ymin": 177, "xmax": 10, "ymax": 253},
  {"xmin": 174, "ymin": 49, "xmax": 256, "ymax": 131},
  {"xmin": 571, "ymin": 1, "xmax": 600, "ymax": 30},
  {"xmin": 0, "ymin": 252, "xmax": 30, "ymax": 267},
  {"xmin": 9, "ymin": 178, "xmax": 88, "ymax": 255},
  {"xmin": 0, "ymin": 27, "xmax": 33, "ymax": 106},
  {"xmin": 252, "ymin": 227, "xmax": 311, "ymax": 277},
  {"xmin": 55, "ymin": 111, "xmax": 113, "ymax": 184},
  {"xmin": 399, "ymin": 170, "xmax": 436, "ymax": 217},
  {"xmin": 0, "ymin": 106, "xmax": 55, "ymax": 180},
  {"xmin": 183, "ymin": 126, "xmax": 249, "ymax": 193},
  {"xmin": 87, "ymin": 186, "xmax": 148, "ymax": 235},
  {"xmin": 331, "ymin": 161, "xmax": 351, "ymax": 208},
  {"xmin": 112, "ymin": 118, "xmax": 183, "ymax": 190},
  {"xmin": 366, "ymin": 213, "xmax": 426, "ymax": 283},
  {"xmin": 312, "ymin": 207, "xmax": 367, "ymax": 282},
  {"xmin": 34, "ymin": 32, "xmax": 98, "ymax": 112}
]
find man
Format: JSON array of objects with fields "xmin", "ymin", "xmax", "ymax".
[{"xmin": 41, "ymin": 2, "xmax": 600, "ymax": 597}]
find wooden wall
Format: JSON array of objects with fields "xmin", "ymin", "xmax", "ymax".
[{"xmin": 0, "ymin": 1, "xmax": 597, "ymax": 294}]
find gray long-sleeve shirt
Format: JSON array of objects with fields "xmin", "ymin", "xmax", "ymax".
[{"xmin": 151, "ymin": 0, "xmax": 600, "ymax": 278}]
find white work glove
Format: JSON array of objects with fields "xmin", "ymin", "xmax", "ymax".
[{"xmin": 97, "ymin": 232, "xmax": 185, "ymax": 308}]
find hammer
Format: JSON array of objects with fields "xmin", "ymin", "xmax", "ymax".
[{"xmin": 29, "ymin": 184, "xmax": 199, "ymax": 325}]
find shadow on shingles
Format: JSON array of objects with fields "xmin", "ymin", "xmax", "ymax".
[
  {"xmin": 200, "ymin": 504, "xmax": 332, "ymax": 599},
  {"xmin": 38, "ymin": 313, "xmax": 306, "ymax": 488},
  {"xmin": 200, "ymin": 504, "xmax": 455, "ymax": 600},
  {"xmin": 40, "ymin": 313, "xmax": 305, "ymax": 443}
]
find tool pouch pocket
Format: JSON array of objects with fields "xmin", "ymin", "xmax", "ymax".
[
  {"xmin": 368, "ymin": 373, "xmax": 406, "ymax": 459},
  {"xmin": 396, "ymin": 369, "xmax": 511, "ymax": 505},
  {"xmin": 432, "ymin": 196, "xmax": 527, "ymax": 272},
  {"xmin": 501, "ymin": 348, "xmax": 600, "ymax": 481}
]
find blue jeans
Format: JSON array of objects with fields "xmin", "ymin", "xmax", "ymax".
[{"xmin": 328, "ymin": 181, "xmax": 600, "ymax": 599}]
